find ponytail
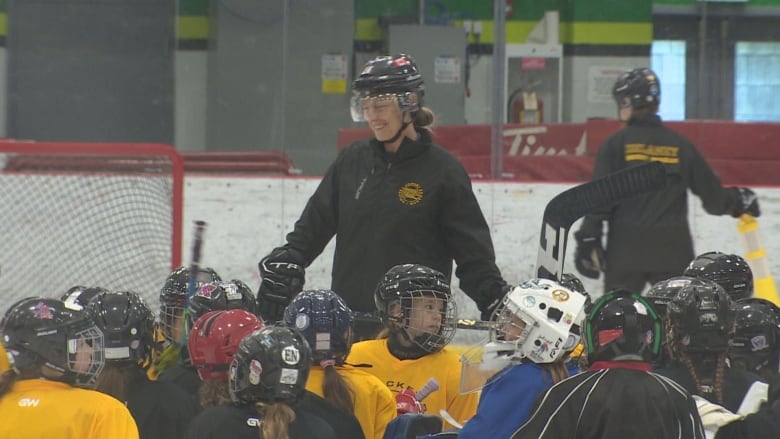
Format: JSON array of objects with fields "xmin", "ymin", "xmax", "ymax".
[
  {"xmin": 412, "ymin": 106, "xmax": 435, "ymax": 132},
  {"xmin": 321, "ymin": 359, "xmax": 355, "ymax": 414},
  {"xmin": 198, "ymin": 379, "xmax": 231, "ymax": 409},
  {"xmin": 253, "ymin": 402, "xmax": 296, "ymax": 439}
]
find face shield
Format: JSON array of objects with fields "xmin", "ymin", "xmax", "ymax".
[{"xmin": 350, "ymin": 91, "xmax": 419, "ymax": 122}]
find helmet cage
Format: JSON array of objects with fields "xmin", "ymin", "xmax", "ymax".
[
  {"xmin": 391, "ymin": 289, "xmax": 457, "ymax": 353},
  {"xmin": 159, "ymin": 266, "xmax": 221, "ymax": 343}
]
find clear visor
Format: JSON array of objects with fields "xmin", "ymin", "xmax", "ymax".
[
  {"xmin": 350, "ymin": 93, "xmax": 399, "ymax": 122},
  {"xmin": 67, "ymin": 325, "xmax": 105, "ymax": 388},
  {"xmin": 459, "ymin": 338, "xmax": 515, "ymax": 394}
]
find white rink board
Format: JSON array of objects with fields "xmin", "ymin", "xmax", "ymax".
[{"xmin": 181, "ymin": 175, "xmax": 779, "ymax": 322}]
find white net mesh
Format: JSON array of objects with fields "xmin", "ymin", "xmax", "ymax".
[{"xmin": 0, "ymin": 143, "xmax": 182, "ymax": 311}]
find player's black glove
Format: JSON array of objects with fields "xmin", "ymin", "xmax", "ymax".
[
  {"xmin": 574, "ymin": 233, "xmax": 605, "ymax": 279},
  {"xmin": 731, "ymin": 187, "xmax": 761, "ymax": 218},
  {"xmin": 480, "ymin": 284, "xmax": 512, "ymax": 321},
  {"xmin": 257, "ymin": 246, "xmax": 306, "ymax": 322}
]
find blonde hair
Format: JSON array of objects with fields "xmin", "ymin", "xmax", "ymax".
[
  {"xmin": 253, "ymin": 401, "xmax": 296, "ymax": 439},
  {"xmin": 321, "ymin": 362, "xmax": 355, "ymax": 414}
]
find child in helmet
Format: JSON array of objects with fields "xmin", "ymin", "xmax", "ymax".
[
  {"xmin": 685, "ymin": 251, "xmax": 754, "ymax": 301},
  {"xmin": 87, "ymin": 290, "xmax": 198, "ymax": 438},
  {"xmin": 0, "ymin": 297, "xmax": 139, "ymax": 438},
  {"xmin": 457, "ymin": 278, "xmax": 588, "ymax": 439},
  {"xmin": 187, "ymin": 309, "xmax": 265, "ymax": 409},
  {"xmin": 730, "ymin": 298, "xmax": 780, "ymax": 384},
  {"xmin": 347, "ymin": 263, "xmax": 479, "ymax": 429},
  {"xmin": 186, "ymin": 326, "xmax": 338, "ymax": 439},
  {"xmin": 511, "ymin": 289, "xmax": 706, "ymax": 439},
  {"xmin": 656, "ymin": 281, "xmax": 780, "ymax": 438},
  {"xmin": 283, "ymin": 289, "xmax": 396, "ymax": 439}
]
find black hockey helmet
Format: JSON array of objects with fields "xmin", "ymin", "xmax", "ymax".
[
  {"xmin": 667, "ymin": 281, "xmax": 736, "ymax": 353},
  {"xmin": 86, "ymin": 290, "xmax": 156, "ymax": 365},
  {"xmin": 730, "ymin": 298, "xmax": 780, "ymax": 373},
  {"xmin": 283, "ymin": 289, "xmax": 354, "ymax": 364},
  {"xmin": 186, "ymin": 279, "xmax": 257, "ymax": 331},
  {"xmin": 645, "ymin": 276, "xmax": 708, "ymax": 319},
  {"xmin": 0, "ymin": 297, "xmax": 105, "ymax": 387},
  {"xmin": 229, "ymin": 326, "xmax": 311, "ymax": 405},
  {"xmin": 351, "ymin": 54, "xmax": 424, "ymax": 122},
  {"xmin": 60, "ymin": 285, "xmax": 110, "ymax": 311},
  {"xmin": 585, "ymin": 289, "xmax": 662, "ymax": 363},
  {"xmin": 374, "ymin": 264, "xmax": 457, "ymax": 353},
  {"xmin": 684, "ymin": 251, "xmax": 754, "ymax": 301},
  {"xmin": 612, "ymin": 68, "xmax": 660, "ymax": 110},
  {"xmin": 159, "ymin": 265, "xmax": 221, "ymax": 342}
]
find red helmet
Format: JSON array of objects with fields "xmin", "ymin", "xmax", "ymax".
[{"xmin": 187, "ymin": 309, "xmax": 265, "ymax": 381}]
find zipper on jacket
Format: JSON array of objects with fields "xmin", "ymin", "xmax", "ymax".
[{"xmin": 354, "ymin": 177, "xmax": 367, "ymax": 200}]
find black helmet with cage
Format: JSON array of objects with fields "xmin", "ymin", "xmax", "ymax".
[
  {"xmin": 228, "ymin": 326, "xmax": 311, "ymax": 405},
  {"xmin": 684, "ymin": 251, "xmax": 754, "ymax": 301},
  {"xmin": 730, "ymin": 298, "xmax": 780, "ymax": 375},
  {"xmin": 86, "ymin": 290, "xmax": 156, "ymax": 366},
  {"xmin": 666, "ymin": 280, "xmax": 736, "ymax": 353},
  {"xmin": 645, "ymin": 276, "xmax": 708, "ymax": 320},
  {"xmin": 350, "ymin": 53, "xmax": 424, "ymax": 123},
  {"xmin": 585, "ymin": 289, "xmax": 663, "ymax": 364},
  {"xmin": 612, "ymin": 67, "xmax": 660, "ymax": 110},
  {"xmin": 158, "ymin": 265, "xmax": 221, "ymax": 343},
  {"xmin": 0, "ymin": 297, "xmax": 105, "ymax": 387},
  {"xmin": 374, "ymin": 263, "xmax": 456, "ymax": 354}
]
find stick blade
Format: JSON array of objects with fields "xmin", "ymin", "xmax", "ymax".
[{"xmin": 536, "ymin": 162, "xmax": 667, "ymax": 281}]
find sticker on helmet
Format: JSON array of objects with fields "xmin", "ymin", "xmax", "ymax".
[
  {"xmin": 248, "ymin": 359, "xmax": 263, "ymax": 385},
  {"xmin": 315, "ymin": 332, "xmax": 331, "ymax": 351},
  {"xmin": 280, "ymin": 368, "xmax": 299, "ymax": 385},
  {"xmin": 295, "ymin": 313, "xmax": 310, "ymax": 330},
  {"xmin": 750, "ymin": 335, "xmax": 769, "ymax": 352},
  {"xmin": 551, "ymin": 290, "xmax": 570, "ymax": 302},
  {"xmin": 633, "ymin": 301, "xmax": 648, "ymax": 316},
  {"xmin": 523, "ymin": 296, "xmax": 536, "ymax": 307},
  {"xmin": 282, "ymin": 346, "xmax": 301, "ymax": 365}
]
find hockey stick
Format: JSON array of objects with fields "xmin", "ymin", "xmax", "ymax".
[
  {"xmin": 536, "ymin": 162, "xmax": 667, "ymax": 281},
  {"xmin": 738, "ymin": 214, "xmax": 780, "ymax": 306},
  {"xmin": 456, "ymin": 319, "xmax": 494, "ymax": 331},
  {"xmin": 181, "ymin": 220, "xmax": 207, "ymax": 347}
]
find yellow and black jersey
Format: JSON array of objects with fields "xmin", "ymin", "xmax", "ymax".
[
  {"xmin": 0, "ymin": 343, "xmax": 10, "ymax": 373},
  {"xmin": 579, "ymin": 113, "xmax": 743, "ymax": 273},
  {"xmin": 306, "ymin": 364, "xmax": 396, "ymax": 439},
  {"xmin": 0, "ymin": 379, "xmax": 139, "ymax": 439},
  {"xmin": 348, "ymin": 338, "xmax": 479, "ymax": 429}
]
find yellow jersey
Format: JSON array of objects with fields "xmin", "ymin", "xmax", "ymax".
[
  {"xmin": 347, "ymin": 338, "xmax": 479, "ymax": 429},
  {"xmin": 0, "ymin": 379, "xmax": 139, "ymax": 439},
  {"xmin": 0, "ymin": 343, "xmax": 10, "ymax": 373}
]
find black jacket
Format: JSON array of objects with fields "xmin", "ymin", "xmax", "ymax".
[
  {"xmin": 126, "ymin": 378, "xmax": 199, "ymax": 439},
  {"xmin": 510, "ymin": 365, "xmax": 706, "ymax": 439},
  {"xmin": 186, "ymin": 402, "xmax": 337, "ymax": 439},
  {"xmin": 577, "ymin": 114, "xmax": 741, "ymax": 272},
  {"xmin": 285, "ymin": 130, "xmax": 506, "ymax": 313}
]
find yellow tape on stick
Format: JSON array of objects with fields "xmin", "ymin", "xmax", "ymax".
[{"xmin": 738, "ymin": 215, "xmax": 780, "ymax": 306}]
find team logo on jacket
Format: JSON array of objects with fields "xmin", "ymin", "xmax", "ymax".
[{"xmin": 398, "ymin": 182, "xmax": 424, "ymax": 205}]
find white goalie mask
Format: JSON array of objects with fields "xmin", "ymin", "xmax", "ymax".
[{"xmin": 460, "ymin": 278, "xmax": 588, "ymax": 393}]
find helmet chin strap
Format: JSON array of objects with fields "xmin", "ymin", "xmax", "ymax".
[{"xmin": 382, "ymin": 110, "xmax": 414, "ymax": 145}]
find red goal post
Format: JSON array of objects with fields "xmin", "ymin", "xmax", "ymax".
[{"xmin": 0, "ymin": 140, "xmax": 183, "ymax": 311}]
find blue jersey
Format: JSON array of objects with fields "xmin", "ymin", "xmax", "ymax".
[{"xmin": 458, "ymin": 362, "xmax": 560, "ymax": 439}]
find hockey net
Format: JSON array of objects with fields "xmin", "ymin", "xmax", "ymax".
[{"xmin": 0, "ymin": 141, "xmax": 183, "ymax": 310}]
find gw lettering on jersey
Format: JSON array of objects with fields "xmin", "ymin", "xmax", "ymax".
[
  {"xmin": 398, "ymin": 182, "xmax": 424, "ymax": 205},
  {"xmin": 625, "ymin": 144, "xmax": 680, "ymax": 164},
  {"xmin": 18, "ymin": 398, "xmax": 40, "ymax": 407},
  {"xmin": 246, "ymin": 417, "xmax": 261, "ymax": 427}
]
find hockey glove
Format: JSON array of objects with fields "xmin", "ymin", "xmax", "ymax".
[
  {"xmin": 257, "ymin": 246, "xmax": 306, "ymax": 322},
  {"xmin": 480, "ymin": 284, "xmax": 512, "ymax": 322},
  {"xmin": 574, "ymin": 235, "xmax": 606, "ymax": 279},
  {"xmin": 731, "ymin": 187, "xmax": 761, "ymax": 218}
]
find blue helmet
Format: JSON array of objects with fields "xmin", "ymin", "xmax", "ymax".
[{"xmin": 283, "ymin": 289, "xmax": 353, "ymax": 364}]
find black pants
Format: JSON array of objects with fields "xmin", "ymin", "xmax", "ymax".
[{"xmin": 604, "ymin": 269, "xmax": 681, "ymax": 295}]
